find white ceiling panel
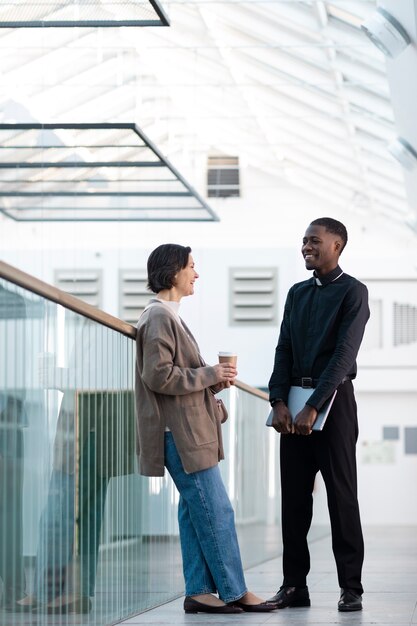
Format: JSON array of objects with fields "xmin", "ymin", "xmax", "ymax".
[{"xmin": 0, "ymin": 0, "xmax": 415, "ymax": 229}]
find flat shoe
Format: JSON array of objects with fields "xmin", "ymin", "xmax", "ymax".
[
  {"xmin": 184, "ymin": 597, "xmax": 243, "ymax": 614},
  {"xmin": 229, "ymin": 599, "xmax": 276, "ymax": 612}
]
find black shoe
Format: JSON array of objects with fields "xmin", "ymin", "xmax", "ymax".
[
  {"xmin": 266, "ymin": 586, "xmax": 310, "ymax": 609},
  {"xmin": 229, "ymin": 599, "xmax": 276, "ymax": 612},
  {"xmin": 338, "ymin": 588, "xmax": 362, "ymax": 612},
  {"xmin": 184, "ymin": 597, "xmax": 243, "ymax": 614}
]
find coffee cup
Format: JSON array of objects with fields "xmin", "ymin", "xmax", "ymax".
[
  {"xmin": 218, "ymin": 352, "xmax": 237, "ymax": 366},
  {"xmin": 218, "ymin": 352, "xmax": 237, "ymax": 384}
]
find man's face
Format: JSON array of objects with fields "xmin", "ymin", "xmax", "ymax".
[{"xmin": 301, "ymin": 224, "xmax": 341, "ymax": 276}]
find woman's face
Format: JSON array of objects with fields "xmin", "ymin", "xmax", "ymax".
[{"xmin": 174, "ymin": 254, "xmax": 199, "ymax": 298}]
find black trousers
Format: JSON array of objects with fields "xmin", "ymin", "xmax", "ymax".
[{"xmin": 280, "ymin": 380, "xmax": 364, "ymax": 594}]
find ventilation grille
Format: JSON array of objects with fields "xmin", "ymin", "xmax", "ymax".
[
  {"xmin": 230, "ymin": 268, "xmax": 277, "ymax": 326},
  {"xmin": 119, "ymin": 270, "xmax": 149, "ymax": 324},
  {"xmin": 207, "ymin": 156, "xmax": 240, "ymax": 198},
  {"xmin": 55, "ymin": 269, "xmax": 102, "ymax": 307},
  {"xmin": 393, "ymin": 302, "xmax": 417, "ymax": 346}
]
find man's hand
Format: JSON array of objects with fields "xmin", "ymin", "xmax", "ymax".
[
  {"xmin": 271, "ymin": 402, "xmax": 293, "ymax": 434},
  {"xmin": 293, "ymin": 405, "xmax": 318, "ymax": 435}
]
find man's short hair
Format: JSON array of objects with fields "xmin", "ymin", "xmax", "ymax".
[
  {"xmin": 147, "ymin": 243, "xmax": 192, "ymax": 293},
  {"xmin": 310, "ymin": 217, "xmax": 348, "ymax": 253}
]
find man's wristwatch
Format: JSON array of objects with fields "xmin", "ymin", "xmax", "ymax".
[{"xmin": 270, "ymin": 398, "xmax": 284, "ymax": 407}]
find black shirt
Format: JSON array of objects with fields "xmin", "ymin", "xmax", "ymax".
[{"xmin": 269, "ymin": 265, "xmax": 370, "ymax": 411}]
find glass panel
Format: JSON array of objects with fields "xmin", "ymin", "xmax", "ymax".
[
  {"xmin": 0, "ymin": 125, "xmax": 214, "ymax": 222},
  {"xmin": 218, "ymin": 386, "xmax": 281, "ymax": 568},
  {"xmin": 0, "ymin": 278, "xmax": 183, "ymax": 625},
  {"xmin": 0, "ymin": 278, "xmax": 283, "ymax": 624}
]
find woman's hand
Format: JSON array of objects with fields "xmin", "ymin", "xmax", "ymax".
[{"xmin": 213, "ymin": 363, "xmax": 238, "ymax": 387}]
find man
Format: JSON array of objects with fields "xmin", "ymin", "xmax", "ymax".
[{"xmin": 267, "ymin": 218, "xmax": 369, "ymax": 613}]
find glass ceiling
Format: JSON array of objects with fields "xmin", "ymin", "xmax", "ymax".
[
  {"xmin": 0, "ymin": 124, "xmax": 218, "ymax": 221},
  {"xmin": 0, "ymin": 0, "xmax": 169, "ymax": 27},
  {"xmin": 0, "ymin": 0, "xmax": 414, "ymax": 229}
]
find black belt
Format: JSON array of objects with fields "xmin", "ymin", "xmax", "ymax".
[{"xmin": 291, "ymin": 376, "xmax": 350, "ymax": 389}]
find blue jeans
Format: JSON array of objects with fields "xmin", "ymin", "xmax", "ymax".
[{"xmin": 164, "ymin": 432, "xmax": 247, "ymax": 603}]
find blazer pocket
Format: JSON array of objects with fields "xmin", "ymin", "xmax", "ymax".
[{"xmin": 182, "ymin": 404, "xmax": 217, "ymax": 446}]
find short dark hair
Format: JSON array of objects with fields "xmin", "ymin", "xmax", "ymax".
[
  {"xmin": 310, "ymin": 217, "xmax": 348, "ymax": 253},
  {"xmin": 147, "ymin": 243, "xmax": 192, "ymax": 293}
]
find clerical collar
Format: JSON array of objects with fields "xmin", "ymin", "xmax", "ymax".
[{"xmin": 314, "ymin": 265, "xmax": 344, "ymax": 286}]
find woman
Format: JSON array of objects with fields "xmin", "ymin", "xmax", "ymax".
[{"xmin": 135, "ymin": 244, "xmax": 274, "ymax": 614}]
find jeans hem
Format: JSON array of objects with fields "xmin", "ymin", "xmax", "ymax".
[
  {"xmin": 186, "ymin": 588, "xmax": 217, "ymax": 596},
  {"xmin": 221, "ymin": 588, "xmax": 248, "ymax": 604}
]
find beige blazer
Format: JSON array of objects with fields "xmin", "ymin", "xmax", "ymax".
[{"xmin": 135, "ymin": 300, "xmax": 225, "ymax": 476}]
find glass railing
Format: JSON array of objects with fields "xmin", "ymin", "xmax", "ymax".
[
  {"xmin": 217, "ymin": 385, "xmax": 281, "ymax": 569},
  {"xmin": 0, "ymin": 262, "xmax": 279, "ymax": 626}
]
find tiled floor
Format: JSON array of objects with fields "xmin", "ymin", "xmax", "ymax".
[{"xmin": 120, "ymin": 526, "xmax": 417, "ymax": 626}]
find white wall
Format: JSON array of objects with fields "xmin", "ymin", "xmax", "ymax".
[
  {"xmin": 312, "ymin": 389, "xmax": 417, "ymax": 526},
  {"xmin": 357, "ymin": 392, "xmax": 417, "ymax": 524}
]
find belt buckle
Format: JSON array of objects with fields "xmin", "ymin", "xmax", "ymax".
[{"xmin": 301, "ymin": 377, "xmax": 313, "ymax": 389}]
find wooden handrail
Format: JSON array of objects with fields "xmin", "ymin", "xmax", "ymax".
[
  {"xmin": 0, "ymin": 259, "xmax": 269, "ymax": 401},
  {"xmin": 234, "ymin": 379, "xmax": 268, "ymax": 401}
]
